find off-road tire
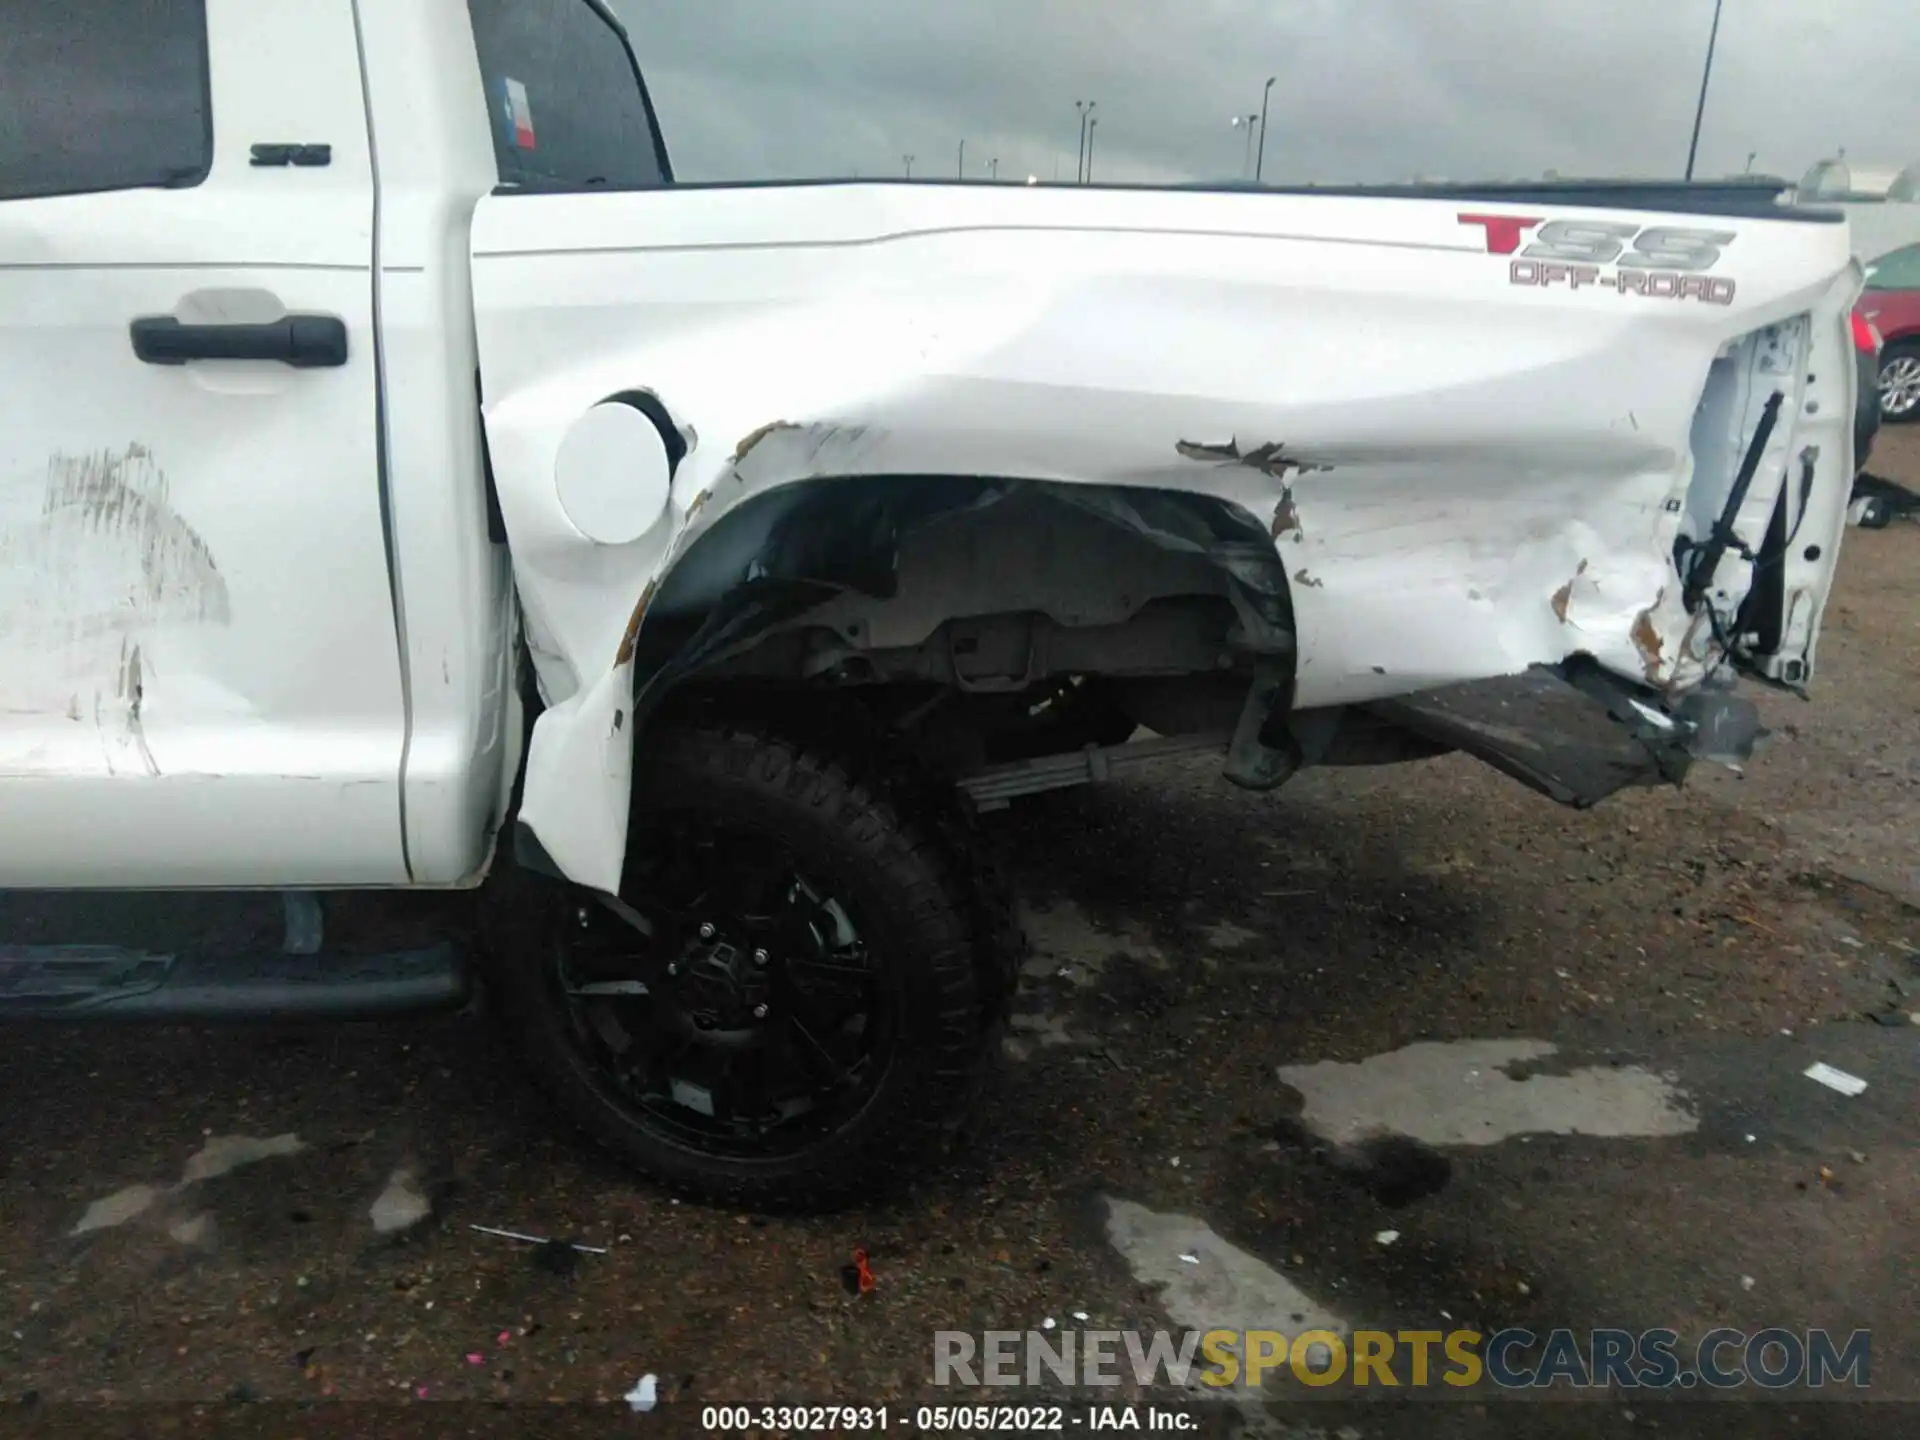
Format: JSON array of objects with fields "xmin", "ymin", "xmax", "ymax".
[{"xmin": 483, "ymin": 718, "xmax": 1018, "ymax": 1212}]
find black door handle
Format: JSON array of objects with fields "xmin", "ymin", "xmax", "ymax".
[{"xmin": 130, "ymin": 315, "xmax": 348, "ymax": 368}]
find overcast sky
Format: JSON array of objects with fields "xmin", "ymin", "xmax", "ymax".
[{"xmin": 615, "ymin": 0, "xmax": 1920, "ymax": 187}]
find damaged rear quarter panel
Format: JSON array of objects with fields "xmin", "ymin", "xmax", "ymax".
[{"xmin": 470, "ymin": 187, "xmax": 1855, "ymax": 892}]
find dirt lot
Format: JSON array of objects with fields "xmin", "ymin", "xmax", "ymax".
[{"xmin": 1, "ymin": 432, "xmax": 1916, "ymax": 1439}]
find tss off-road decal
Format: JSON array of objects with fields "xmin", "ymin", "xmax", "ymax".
[{"xmin": 1458, "ymin": 214, "xmax": 1738, "ymax": 304}]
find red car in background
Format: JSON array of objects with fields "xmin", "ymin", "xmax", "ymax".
[
  {"xmin": 1847, "ymin": 242, "xmax": 1920, "ymax": 527},
  {"xmin": 1860, "ymin": 241, "xmax": 1920, "ymax": 423}
]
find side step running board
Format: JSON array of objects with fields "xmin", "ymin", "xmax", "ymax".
[{"xmin": 0, "ymin": 942, "xmax": 470, "ymax": 1022}]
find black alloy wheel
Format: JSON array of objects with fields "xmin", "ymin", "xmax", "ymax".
[{"xmin": 489, "ymin": 721, "xmax": 1009, "ymax": 1211}]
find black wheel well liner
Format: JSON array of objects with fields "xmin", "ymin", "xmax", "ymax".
[{"xmin": 621, "ymin": 474, "xmax": 1297, "ymax": 737}]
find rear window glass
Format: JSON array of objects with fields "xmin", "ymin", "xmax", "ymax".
[
  {"xmin": 0, "ymin": 0, "xmax": 212, "ymax": 201},
  {"xmin": 467, "ymin": 0, "xmax": 668, "ymax": 190}
]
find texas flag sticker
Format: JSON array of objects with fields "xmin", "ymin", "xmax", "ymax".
[{"xmin": 501, "ymin": 76, "xmax": 536, "ymax": 149}]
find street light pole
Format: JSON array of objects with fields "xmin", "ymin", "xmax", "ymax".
[
  {"xmin": 990, "ymin": 157, "xmax": 999, "ymax": 180},
  {"xmin": 957, "ymin": 139, "xmax": 965, "ymax": 179},
  {"xmin": 903, "ymin": 153, "xmax": 914, "ymax": 178},
  {"xmin": 1684, "ymin": 0, "xmax": 1725, "ymax": 181},
  {"xmin": 1086, "ymin": 116, "xmax": 1098, "ymax": 183},
  {"xmin": 1256, "ymin": 76, "xmax": 1275, "ymax": 184},
  {"xmin": 1075, "ymin": 101, "xmax": 1087, "ymax": 185}
]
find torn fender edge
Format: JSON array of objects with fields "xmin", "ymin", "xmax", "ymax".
[
  {"xmin": 515, "ymin": 581, "xmax": 840, "ymax": 893},
  {"xmin": 513, "ymin": 660, "xmax": 635, "ymax": 896},
  {"xmin": 515, "ymin": 475, "xmax": 1300, "ymax": 893}
]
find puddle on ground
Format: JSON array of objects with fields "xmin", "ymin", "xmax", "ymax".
[
  {"xmin": 1003, "ymin": 1010, "xmax": 1084, "ymax": 1061},
  {"xmin": 180, "ymin": 1132, "xmax": 305, "ymax": 1185},
  {"xmin": 1275, "ymin": 1039, "xmax": 1697, "ymax": 1148},
  {"xmin": 71, "ymin": 1184, "xmax": 161, "ymax": 1236},
  {"xmin": 1103, "ymin": 1196, "xmax": 1346, "ymax": 1405},
  {"xmin": 1019, "ymin": 898, "xmax": 1166, "ymax": 988},
  {"xmin": 1200, "ymin": 921, "xmax": 1261, "ymax": 951},
  {"xmin": 166, "ymin": 1212, "xmax": 214, "ymax": 1248}
]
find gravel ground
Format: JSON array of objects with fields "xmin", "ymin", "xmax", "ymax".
[{"xmin": 1, "ymin": 431, "xmax": 1916, "ymax": 1440}]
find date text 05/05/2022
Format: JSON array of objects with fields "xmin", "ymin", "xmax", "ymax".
[{"xmin": 700, "ymin": 1404, "xmax": 1195, "ymax": 1432}]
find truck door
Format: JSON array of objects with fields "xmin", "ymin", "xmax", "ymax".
[{"xmin": 0, "ymin": 0, "xmax": 410, "ymax": 886}]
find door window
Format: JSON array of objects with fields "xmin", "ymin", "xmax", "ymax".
[
  {"xmin": 0, "ymin": 0, "xmax": 212, "ymax": 201},
  {"xmin": 466, "ymin": 0, "xmax": 670, "ymax": 190}
]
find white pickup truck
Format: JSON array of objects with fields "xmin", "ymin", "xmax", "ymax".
[{"xmin": 0, "ymin": 0, "xmax": 1864, "ymax": 1209}]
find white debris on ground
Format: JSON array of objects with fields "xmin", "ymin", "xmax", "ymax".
[
  {"xmin": 1803, "ymin": 1062, "xmax": 1869, "ymax": 1097},
  {"xmin": 369, "ymin": 1167, "xmax": 433, "ymax": 1235}
]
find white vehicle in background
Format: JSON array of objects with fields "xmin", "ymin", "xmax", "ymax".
[{"xmin": 0, "ymin": 0, "xmax": 1863, "ymax": 1209}]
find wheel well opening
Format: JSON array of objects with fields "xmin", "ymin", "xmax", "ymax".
[{"xmin": 624, "ymin": 476, "xmax": 1298, "ymax": 754}]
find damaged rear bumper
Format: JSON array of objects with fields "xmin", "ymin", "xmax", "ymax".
[{"xmin": 1368, "ymin": 662, "xmax": 1765, "ymax": 809}]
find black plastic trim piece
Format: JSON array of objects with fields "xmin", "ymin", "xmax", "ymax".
[
  {"xmin": 602, "ymin": 389, "xmax": 687, "ymax": 473},
  {"xmin": 476, "ymin": 369, "xmax": 509, "ymax": 545},
  {"xmin": 488, "ymin": 175, "xmax": 1843, "ymax": 223}
]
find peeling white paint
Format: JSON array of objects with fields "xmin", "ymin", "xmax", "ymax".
[{"xmin": 1275, "ymin": 1039, "xmax": 1698, "ymax": 1148}]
